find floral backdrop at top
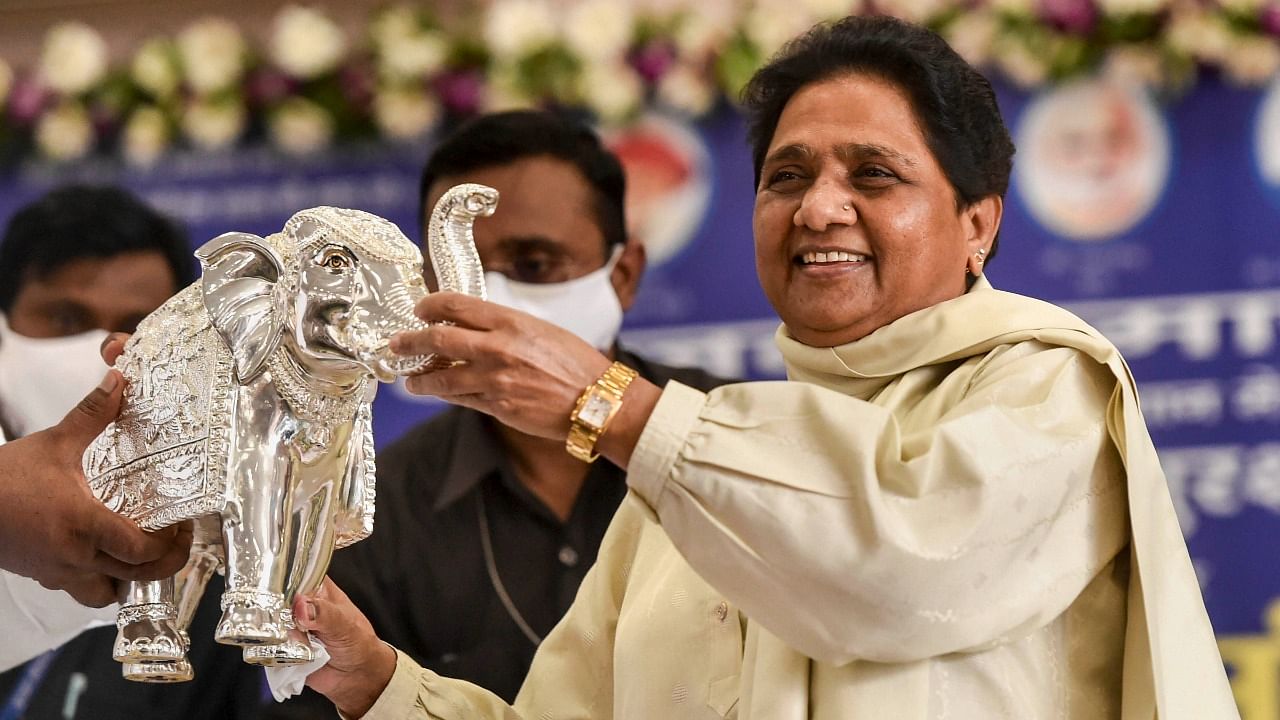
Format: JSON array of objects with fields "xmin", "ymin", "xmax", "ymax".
[
  {"xmin": 0, "ymin": 2, "xmax": 1279, "ymax": 718},
  {"xmin": 0, "ymin": 0, "xmax": 1278, "ymax": 164}
]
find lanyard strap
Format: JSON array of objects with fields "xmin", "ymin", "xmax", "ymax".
[{"xmin": 0, "ymin": 649, "xmax": 59, "ymax": 720}]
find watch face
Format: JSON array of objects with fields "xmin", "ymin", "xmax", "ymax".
[{"xmin": 579, "ymin": 392, "xmax": 614, "ymax": 429}]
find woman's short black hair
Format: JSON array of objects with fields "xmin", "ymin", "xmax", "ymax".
[
  {"xmin": 419, "ymin": 110, "xmax": 627, "ymax": 251},
  {"xmin": 0, "ymin": 184, "xmax": 193, "ymax": 314},
  {"xmin": 742, "ymin": 15, "xmax": 1016, "ymax": 262}
]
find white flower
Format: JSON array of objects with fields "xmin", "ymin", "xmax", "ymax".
[
  {"xmin": 1166, "ymin": 10, "xmax": 1232, "ymax": 63},
  {"xmin": 995, "ymin": 39, "xmax": 1050, "ymax": 88},
  {"xmin": 673, "ymin": 12, "xmax": 730, "ymax": 57},
  {"xmin": 1096, "ymin": 0, "xmax": 1168, "ymax": 15},
  {"xmin": 989, "ymin": 0, "xmax": 1036, "ymax": 17},
  {"xmin": 271, "ymin": 5, "xmax": 347, "ymax": 80},
  {"xmin": 1102, "ymin": 44, "xmax": 1167, "ymax": 87},
  {"xmin": 0, "ymin": 59, "xmax": 12, "ymax": 107},
  {"xmin": 132, "ymin": 38, "xmax": 181, "ymax": 99},
  {"xmin": 579, "ymin": 62, "xmax": 642, "ymax": 123},
  {"xmin": 182, "ymin": 98, "xmax": 246, "ymax": 150},
  {"xmin": 484, "ymin": 0, "xmax": 557, "ymax": 59},
  {"xmin": 483, "ymin": 63, "xmax": 536, "ymax": 110},
  {"xmin": 798, "ymin": 0, "xmax": 861, "ymax": 19},
  {"xmin": 371, "ymin": 5, "xmax": 420, "ymax": 46},
  {"xmin": 945, "ymin": 12, "xmax": 999, "ymax": 67},
  {"xmin": 873, "ymin": 0, "xmax": 949, "ymax": 23},
  {"xmin": 269, "ymin": 97, "xmax": 335, "ymax": 155},
  {"xmin": 177, "ymin": 17, "xmax": 247, "ymax": 95},
  {"xmin": 39, "ymin": 22, "xmax": 108, "ymax": 95},
  {"xmin": 380, "ymin": 31, "xmax": 449, "ymax": 81},
  {"xmin": 35, "ymin": 101, "xmax": 94, "ymax": 161},
  {"xmin": 744, "ymin": 0, "xmax": 817, "ymax": 58},
  {"xmin": 657, "ymin": 63, "xmax": 715, "ymax": 116},
  {"xmin": 373, "ymin": 85, "xmax": 440, "ymax": 140},
  {"xmin": 123, "ymin": 105, "xmax": 171, "ymax": 167},
  {"xmin": 1222, "ymin": 35, "xmax": 1280, "ymax": 85},
  {"xmin": 564, "ymin": 0, "xmax": 635, "ymax": 61},
  {"xmin": 1220, "ymin": 0, "xmax": 1265, "ymax": 14},
  {"xmin": 480, "ymin": 67, "xmax": 538, "ymax": 112}
]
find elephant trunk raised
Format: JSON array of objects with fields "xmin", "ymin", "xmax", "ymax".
[{"xmin": 84, "ymin": 185, "xmax": 499, "ymax": 680}]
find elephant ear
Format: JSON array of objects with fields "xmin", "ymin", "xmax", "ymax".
[{"xmin": 195, "ymin": 232, "xmax": 287, "ymax": 382}]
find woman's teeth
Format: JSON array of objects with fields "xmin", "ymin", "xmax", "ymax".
[{"xmin": 802, "ymin": 251, "xmax": 867, "ymax": 264}]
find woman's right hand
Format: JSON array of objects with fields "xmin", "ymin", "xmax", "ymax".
[{"xmin": 293, "ymin": 578, "xmax": 398, "ymax": 718}]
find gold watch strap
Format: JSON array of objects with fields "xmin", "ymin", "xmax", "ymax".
[{"xmin": 565, "ymin": 362, "xmax": 638, "ymax": 463}]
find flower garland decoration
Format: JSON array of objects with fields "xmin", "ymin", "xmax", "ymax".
[{"xmin": 0, "ymin": 0, "xmax": 1276, "ymax": 165}]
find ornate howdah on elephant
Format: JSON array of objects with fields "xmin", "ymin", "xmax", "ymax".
[{"xmin": 81, "ymin": 184, "xmax": 498, "ymax": 682}]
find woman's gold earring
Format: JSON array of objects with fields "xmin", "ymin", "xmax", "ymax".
[{"xmin": 968, "ymin": 247, "xmax": 987, "ymax": 277}]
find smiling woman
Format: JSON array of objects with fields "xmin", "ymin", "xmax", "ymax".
[
  {"xmin": 292, "ymin": 15, "xmax": 1237, "ymax": 720},
  {"xmin": 751, "ymin": 74, "xmax": 1001, "ymax": 346}
]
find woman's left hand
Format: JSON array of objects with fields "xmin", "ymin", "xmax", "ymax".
[{"xmin": 392, "ymin": 292, "xmax": 614, "ymax": 441}]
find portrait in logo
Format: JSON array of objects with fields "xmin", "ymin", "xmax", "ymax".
[
  {"xmin": 1255, "ymin": 74, "xmax": 1280, "ymax": 209},
  {"xmin": 603, "ymin": 113, "xmax": 712, "ymax": 266},
  {"xmin": 1014, "ymin": 78, "xmax": 1172, "ymax": 242}
]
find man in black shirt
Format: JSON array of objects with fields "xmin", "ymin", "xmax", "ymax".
[{"xmin": 264, "ymin": 111, "xmax": 729, "ymax": 716}]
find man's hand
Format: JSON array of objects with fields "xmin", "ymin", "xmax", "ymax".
[
  {"xmin": 0, "ymin": 369, "xmax": 191, "ymax": 606},
  {"xmin": 294, "ymin": 578, "xmax": 398, "ymax": 718}
]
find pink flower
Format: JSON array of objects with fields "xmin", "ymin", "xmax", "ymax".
[
  {"xmin": 1261, "ymin": 3, "xmax": 1280, "ymax": 36},
  {"xmin": 434, "ymin": 70, "xmax": 484, "ymax": 115},
  {"xmin": 246, "ymin": 68, "xmax": 296, "ymax": 107},
  {"xmin": 339, "ymin": 63, "xmax": 377, "ymax": 113},
  {"xmin": 89, "ymin": 99, "xmax": 120, "ymax": 137},
  {"xmin": 7, "ymin": 75, "xmax": 51, "ymax": 125},
  {"xmin": 1038, "ymin": 0, "xmax": 1099, "ymax": 33},
  {"xmin": 630, "ymin": 42, "xmax": 677, "ymax": 84}
]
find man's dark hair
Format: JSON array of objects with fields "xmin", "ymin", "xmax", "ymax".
[
  {"xmin": 419, "ymin": 110, "xmax": 627, "ymax": 249},
  {"xmin": 0, "ymin": 184, "xmax": 194, "ymax": 313},
  {"xmin": 741, "ymin": 15, "xmax": 1016, "ymax": 263}
]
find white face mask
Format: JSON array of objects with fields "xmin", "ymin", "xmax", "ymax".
[
  {"xmin": 0, "ymin": 314, "xmax": 110, "ymax": 437},
  {"xmin": 484, "ymin": 247, "xmax": 625, "ymax": 351}
]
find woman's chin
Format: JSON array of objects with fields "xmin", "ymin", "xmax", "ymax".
[{"xmin": 784, "ymin": 318, "xmax": 874, "ymax": 347}]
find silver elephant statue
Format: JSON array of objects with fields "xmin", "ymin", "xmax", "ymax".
[{"xmin": 82, "ymin": 185, "xmax": 498, "ymax": 682}]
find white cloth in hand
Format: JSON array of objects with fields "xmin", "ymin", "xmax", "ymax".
[{"xmin": 264, "ymin": 637, "xmax": 331, "ymax": 702}]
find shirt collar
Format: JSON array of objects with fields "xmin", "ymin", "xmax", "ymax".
[
  {"xmin": 432, "ymin": 408, "xmax": 505, "ymax": 512},
  {"xmin": 429, "ymin": 344, "xmax": 646, "ymax": 513}
]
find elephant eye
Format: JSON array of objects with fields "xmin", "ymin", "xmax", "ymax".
[{"xmin": 318, "ymin": 247, "xmax": 354, "ymax": 271}]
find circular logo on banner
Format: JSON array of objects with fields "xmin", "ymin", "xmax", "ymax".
[
  {"xmin": 603, "ymin": 113, "xmax": 712, "ymax": 267},
  {"xmin": 1015, "ymin": 78, "xmax": 1171, "ymax": 242},
  {"xmin": 1255, "ymin": 75, "xmax": 1280, "ymax": 208}
]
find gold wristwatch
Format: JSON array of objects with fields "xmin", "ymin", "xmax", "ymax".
[{"xmin": 566, "ymin": 361, "xmax": 638, "ymax": 463}]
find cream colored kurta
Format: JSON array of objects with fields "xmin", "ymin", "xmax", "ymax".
[{"xmin": 359, "ymin": 278, "xmax": 1237, "ymax": 720}]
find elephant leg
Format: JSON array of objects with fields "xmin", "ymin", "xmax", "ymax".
[
  {"xmin": 216, "ymin": 437, "xmax": 296, "ymax": 647},
  {"xmin": 124, "ymin": 516, "xmax": 223, "ymax": 683},
  {"xmin": 114, "ymin": 576, "xmax": 185, "ymax": 664},
  {"xmin": 243, "ymin": 488, "xmax": 337, "ymax": 666}
]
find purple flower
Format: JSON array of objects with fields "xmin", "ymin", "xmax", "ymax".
[
  {"xmin": 1261, "ymin": 3, "xmax": 1280, "ymax": 37},
  {"xmin": 1038, "ymin": 0, "xmax": 1099, "ymax": 34},
  {"xmin": 8, "ymin": 75, "xmax": 50, "ymax": 124},
  {"xmin": 630, "ymin": 42, "xmax": 676, "ymax": 84},
  {"xmin": 246, "ymin": 68, "xmax": 296, "ymax": 106},
  {"xmin": 89, "ymin": 100, "xmax": 120, "ymax": 136},
  {"xmin": 434, "ymin": 70, "xmax": 483, "ymax": 115},
  {"xmin": 339, "ymin": 63, "xmax": 376, "ymax": 111}
]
